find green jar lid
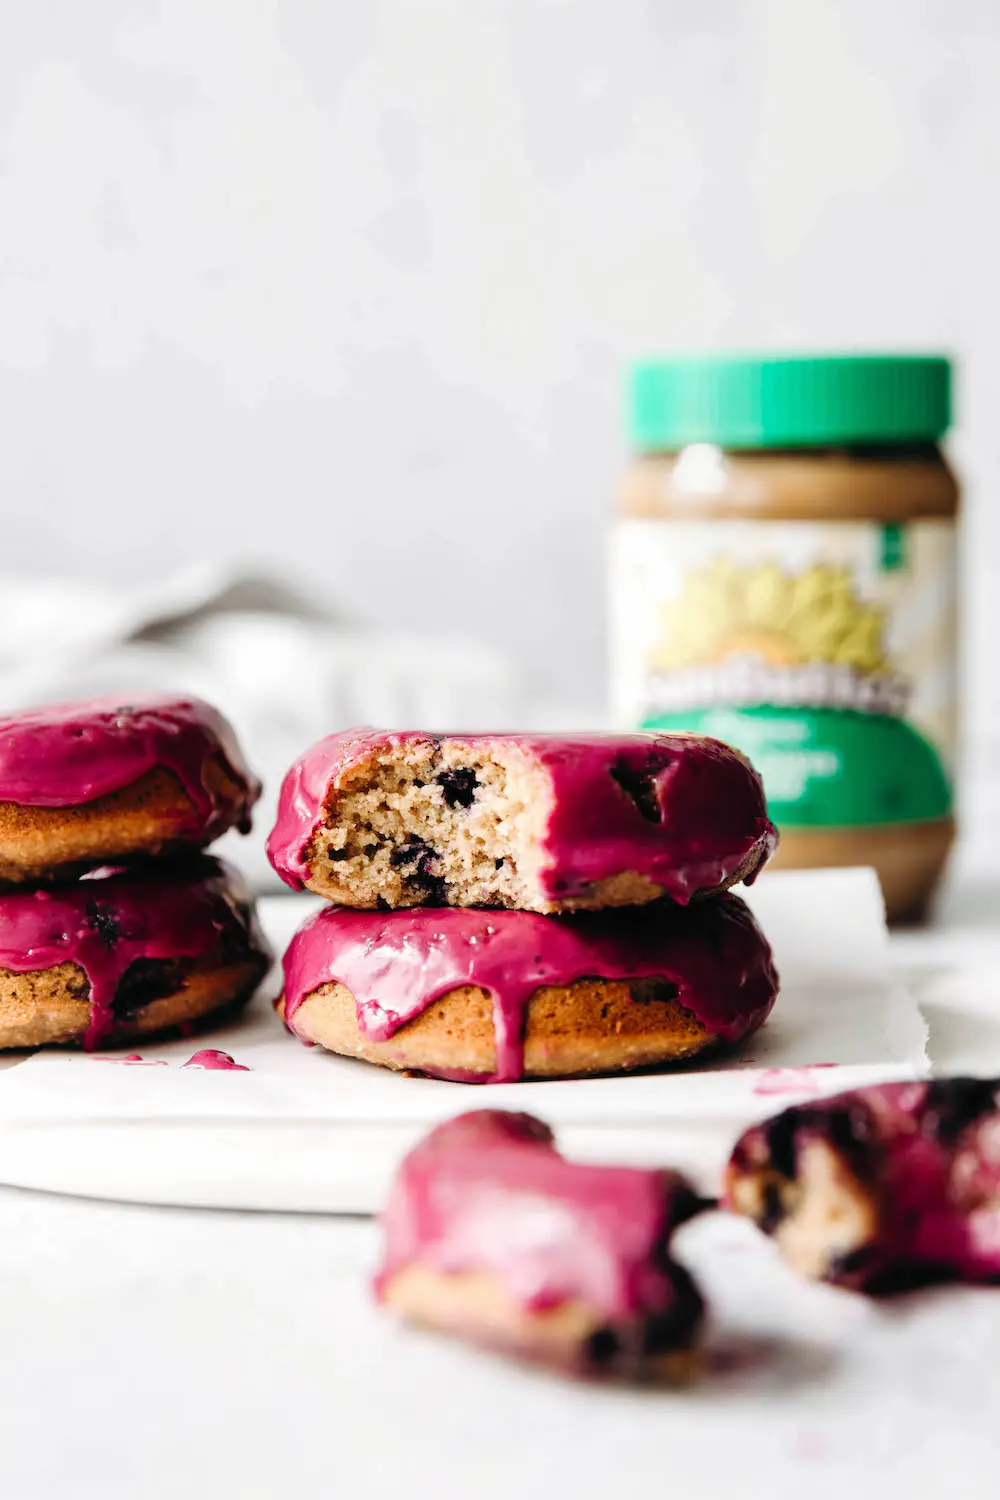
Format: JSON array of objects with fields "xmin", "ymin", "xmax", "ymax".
[{"xmin": 630, "ymin": 354, "xmax": 952, "ymax": 450}]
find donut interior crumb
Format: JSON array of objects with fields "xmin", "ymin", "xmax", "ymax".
[
  {"xmin": 381, "ymin": 1264, "xmax": 700, "ymax": 1381},
  {"xmin": 305, "ymin": 739, "xmax": 662, "ymax": 912},
  {"xmin": 730, "ymin": 1137, "xmax": 878, "ymax": 1282}
]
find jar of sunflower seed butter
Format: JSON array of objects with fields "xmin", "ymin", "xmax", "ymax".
[{"xmin": 611, "ymin": 354, "xmax": 959, "ymax": 922}]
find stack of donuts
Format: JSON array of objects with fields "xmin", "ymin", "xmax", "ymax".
[
  {"xmin": 0, "ymin": 696, "xmax": 270, "ymax": 1051},
  {"xmin": 267, "ymin": 728, "xmax": 780, "ymax": 1081}
]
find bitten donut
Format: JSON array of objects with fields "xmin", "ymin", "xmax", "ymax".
[
  {"xmin": 376, "ymin": 1110, "xmax": 708, "ymax": 1380},
  {"xmin": 726, "ymin": 1078, "xmax": 1000, "ymax": 1292},
  {"xmin": 0, "ymin": 695, "xmax": 260, "ymax": 884},
  {"xmin": 278, "ymin": 892, "xmax": 778, "ymax": 1082},
  {"xmin": 267, "ymin": 727, "xmax": 776, "ymax": 912},
  {"xmin": 0, "ymin": 856, "xmax": 271, "ymax": 1050}
]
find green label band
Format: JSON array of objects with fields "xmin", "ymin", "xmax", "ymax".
[{"xmin": 642, "ymin": 705, "xmax": 952, "ymax": 828}]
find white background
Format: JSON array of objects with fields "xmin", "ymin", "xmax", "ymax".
[{"xmin": 0, "ymin": 0, "xmax": 996, "ymax": 757}]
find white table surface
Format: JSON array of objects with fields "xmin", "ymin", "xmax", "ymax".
[{"xmin": 2, "ymin": 858, "xmax": 998, "ymax": 1500}]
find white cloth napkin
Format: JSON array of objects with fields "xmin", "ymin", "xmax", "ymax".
[{"xmin": 0, "ymin": 563, "xmax": 563, "ymax": 887}]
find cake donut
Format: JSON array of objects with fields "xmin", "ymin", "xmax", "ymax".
[
  {"xmin": 267, "ymin": 727, "xmax": 776, "ymax": 912},
  {"xmin": 0, "ymin": 695, "xmax": 260, "ymax": 884},
  {"xmin": 726, "ymin": 1078, "xmax": 1000, "ymax": 1292},
  {"xmin": 0, "ymin": 856, "xmax": 271, "ymax": 1050},
  {"xmin": 278, "ymin": 892, "xmax": 778, "ymax": 1082},
  {"xmin": 376, "ymin": 1110, "xmax": 708, "ymax": 1379}
]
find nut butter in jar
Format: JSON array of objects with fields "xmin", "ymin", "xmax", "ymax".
[{"xmin": 611, "ymin": 355, "xmax": 958, "ymax": 921}]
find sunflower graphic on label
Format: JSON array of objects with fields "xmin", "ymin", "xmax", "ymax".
[{"xmin": 611, "ymin": 520, "xmax": 956, "ymax": 829}]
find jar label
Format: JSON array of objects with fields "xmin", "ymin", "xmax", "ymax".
[{"xmin": 610, "ymin": 518, "xmax": 956, "ymax": 828}]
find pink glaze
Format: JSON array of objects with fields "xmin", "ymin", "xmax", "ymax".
[
  {"xmin": 0, "ymin": 856, "xmax": 271, "ymax": 1050},
  {"xmin": 266, "ymin": 727, "xmax": 776, "ymax": 905},
  {"xmin": 730, "ymin": 1078, "xmax": 1000, "ymax": 1289},
  {"xmin": 282, "ymin": 893, "xmax": 778, "ymax": 1082},
  {"xmin": 375, "ymin": 1110, "xmax": 707, "ymax": 1321},
  {"xmin": 92, "ymin": 1054, "xmax": 168, "ymax": 1066},
  {"xmin": 752, "ymin": 1064, "xmax": 837, "ymax": 1097},
  {"xmin": 0, "ymin": 694, "xmax": 260, "ymax": 837},
  {"xmin": 182, "ymin": 1049, "xmax": 251, "ymax": 1071}
]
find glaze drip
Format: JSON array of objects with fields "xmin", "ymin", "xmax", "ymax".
[
  {"xmin": 0, "ymin": 857, "xmax": 271, "ymax": 1049},
  {"xmin": 0, "ymin": 695, "xmax": 260, "ymax": 835},
  {"xmin": 282, "ymin": 894, "xmax": 777, "ymax": 1082}
]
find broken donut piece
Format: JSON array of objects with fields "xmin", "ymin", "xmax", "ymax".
[
  {"xmin": 726, "ymin": 1078, "xmax": 1000, "ymax": 1292},
  {"xmin": 375, "ymin": 1110, "xmax": 710, "ymax": 1379}
]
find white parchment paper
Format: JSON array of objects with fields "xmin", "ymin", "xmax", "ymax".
[{"xmin": 0, "ymin": 868, "xmax": 927, "ymax": 1211}]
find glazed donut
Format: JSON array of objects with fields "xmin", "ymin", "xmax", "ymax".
[
  {"xmin": 726, "ymin": 1078, "xmax": 1000, "ymax": 1291},
  {"xmin": 376, "ymin": 1110, "xmax": 709, "ymax": 1380},
  {"xmin": 0, "ymin": 856, "xmax": 271, "ymax": 1050},
  {"xmin": 267, "ymin": 727, "xmax": 776, "ymax": 912},
  {"xmin": 0, "ymin": 695, "xmax": 260, "ymax": 884},
  {"xmin": 278, "ymin": 892, "xmax": 778, "ymax": 1082}
]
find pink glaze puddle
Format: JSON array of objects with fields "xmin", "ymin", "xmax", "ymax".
[
  {"xmin": 376, "ymin": 1111, "xmax": 708, "ymax": 1321},
  {"xmin": 0, "ymin": 694, "xmax": 260, "ymax": 836},
  {"xmin": 181, "ymin": 1049, "xmax": 250, "ymax": 1071},
  {"xmin": 753, "ymin": 1065, "xmax": 837, "ymax": 1097},
  {"xmin": 0, "ymin": 857, "xmax": 271, "ymax": 1049},
  {"xmin": 282, "ymin": 894, "xmax": 778, "ymax": 1082},
  {"xmin": 92, "ymin": 1054, "xmax": 168, "ymax": 1067},
  {"xmin": 266, "ymin": 728, "xmax": 776, "ymax": 905}
]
